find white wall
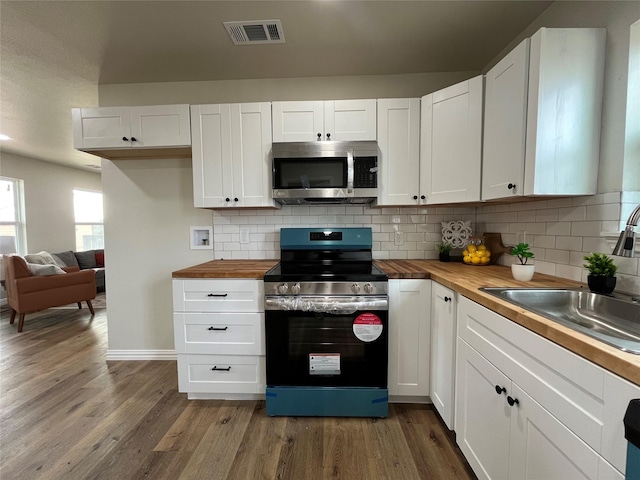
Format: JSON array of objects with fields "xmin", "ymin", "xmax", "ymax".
[
  {"xmin": 0, "ymin": 152, "xmax": 101, "ymax": 253},
  {"xmin": 101, "ymin": 158, "xmax": 213, "ymax": 352}
]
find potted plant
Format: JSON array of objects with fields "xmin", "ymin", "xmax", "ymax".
[
  {"xmin": 510, "ymin": 243, "xmax": 535, "ymax": 281},
  {"xmin": 436, "ymin": 243, "xmax": 452, "ymax": 262},
  {"xmin": 583, "ymin": 253, "xmax": 617, "ymax": 294}
]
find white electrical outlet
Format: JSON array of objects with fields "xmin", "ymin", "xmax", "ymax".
[
  {"xmin": 394, "ymin": 230, "xmax": 404, "ymax": 246},
  {"xmin": 392, "ymin": 215, "xmax": 401, "ymax": 224},
  {"xmin": 240, "ymin": 228, "xmax": 250, "ymax": 244}
]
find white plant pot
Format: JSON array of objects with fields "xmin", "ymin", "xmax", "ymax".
[{"xmin": 511, "ymin": 263, "xmax": 535, "ymax": 281}]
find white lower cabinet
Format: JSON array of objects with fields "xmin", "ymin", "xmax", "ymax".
[
  {"xmin": 455, "ymin": 296, "xmax": 631, "ymax": 480},
  {"xmin": 388, "ymin": 279, "xmax": 431, "ymax": 400},
  {"xmin": 172, "ymin": 279, "xmax": 265, "ymax": 399},
  {"xmin": 430, "ymin": 282, "xmax": 456, "ymax": 429}
]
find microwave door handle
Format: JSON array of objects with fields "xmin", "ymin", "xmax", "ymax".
[{"xmin": 347, "ymin": 150, "xmax": 354, "ymax": 192}]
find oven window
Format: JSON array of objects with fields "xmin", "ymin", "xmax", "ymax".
[
  {"xmin": 273, "ymin": 158, "xmax": 347, "ymax": 188},
  {"xmin": 265, "ymin": 310, "xmax": 388, "ymax": 387}
]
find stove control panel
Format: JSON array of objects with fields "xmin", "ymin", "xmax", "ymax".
[{"xmin": 265, "ymin": 281, "xmax": 388, "ymax": 296}]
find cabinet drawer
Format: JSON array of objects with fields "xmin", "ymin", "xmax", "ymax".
[
  {"xmin": 177, "ymin": 354, "xmax": 265, "ymax": 394},
  {"xmin": 173, "ymin": 279, "xmax": 263, "ymax": 312},
  {"xmin": 174, "ymin": 312, "xmax": 264, "ymax": 355}
]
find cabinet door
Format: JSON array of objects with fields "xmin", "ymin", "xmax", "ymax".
[
  {"xmin": 191, "ymin": 104, "xmax": 233, "ymax": 208},
  {"xmin": 272, "ymin": 101, "xmax": 324, "ymax": 142},
  {"xmin": 129, "ymin": 104, "xmax": 191, "ymax": 147},
  {"xmin": 430, "ymin": 283, "xmax": 456, "ymax": 429},
  {"xmin": 324, "ymin": 99, "xmax": 377, "ymax": 141},
  {"xmin": 421, "ymin": 76, "xmax": 482, "ymax": 204},
  {"xmin": 377, "ymin": 98, "xmax": 421, "ymax": 206},
  {"xmin": 388, "ymin": 279, "xmax": 431, "ymax": 398},
  {"xmin": 509, "ymin": 384, "xmax": 601, "ymax": 480},
  {"xmin": 72, "ymin": 107, "xmax": 131, "ymax": 149},
  {"xmin": 482, "ymin": 38, "xmax": 530, "ymax": 201},
  {"xmin": 230, "ymin": 103, "xmax": 274, "ymax": 207},
  {"xmin": 455, "ymin": 340, "xmax": 511, "ymax": 480}
]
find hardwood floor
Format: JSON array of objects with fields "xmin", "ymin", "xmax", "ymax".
[{"xmin": 0, "ymin": 302, "xmax": 475, "ymax": 480}]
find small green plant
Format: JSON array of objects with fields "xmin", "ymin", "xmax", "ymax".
[
  {"xmin": 583, "ymin": 253, "xmax": 617, "ymax": 277},
  {"xmin": 436, "ymin": 243, "xmax": 453, "ymax": 254},
  {"xmin": 510, "ymin": 243, "xmax": 534, "ymax": 265}
]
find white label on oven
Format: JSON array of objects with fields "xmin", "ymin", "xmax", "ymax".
[
  {"xmin": 309, "ymin": 354, "xmax": 341, "ymax": 375},
  {"xmin": 353, "ymin": 313, "xmax": 383, "ymax": 342}
]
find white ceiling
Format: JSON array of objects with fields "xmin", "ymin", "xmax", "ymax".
[{"xmin": 0, "ymin": 0, "xmax": 553, "ymax": 172}]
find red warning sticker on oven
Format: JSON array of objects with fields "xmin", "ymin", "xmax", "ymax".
[{"xmin": 353, "ymin": 313, "xmax": 383, "ymax": 342}]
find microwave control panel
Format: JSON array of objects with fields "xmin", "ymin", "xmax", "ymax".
[{"xmin": 354, "ymin": 157, "xmax": 377, "ymax": 188}]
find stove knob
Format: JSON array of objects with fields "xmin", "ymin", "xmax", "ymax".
[
  {"xmin": 363, "ymin": 283, "xmax": 374, "ymax": 294},
  {"xmin": 278, "ymin": 283, "xmax": 289, "ymax": 294},
  {"xmin": 291, "ymin": 283, "xmax": 301, "ymax": 294},
  {"xmin": 351, "ymin": 283, "xmax": 361, "ymax": 294}
]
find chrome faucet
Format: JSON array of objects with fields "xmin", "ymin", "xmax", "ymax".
[{"xmin": 612, "ymin": 203, "xmax": 639, "ymax": 257}]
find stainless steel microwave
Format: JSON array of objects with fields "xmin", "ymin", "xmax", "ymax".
[{"xmin": 271, "ymin": 141, "xmax": 378, "ymax": 205}]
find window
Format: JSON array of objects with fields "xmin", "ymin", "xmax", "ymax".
[
  {"xmin": 0, "ymin": 177, "xmax": 27, "ymax": 254},
  {"xmin": 73, "ymin": 189, "xmax": 104, "ymax": 251}
]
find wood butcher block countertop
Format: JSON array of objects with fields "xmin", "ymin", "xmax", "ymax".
[
  {"xmin": 172, "ymin": 259, "xmax": 640, "ymax": 386},
  {"xmin": 172, "ymin": 260, "xmax": 278, "ymax": 279}
]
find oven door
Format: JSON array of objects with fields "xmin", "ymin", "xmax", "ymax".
[{"xmin": 264, "ymin": 296, "xmax": 388, "ymax": 388}]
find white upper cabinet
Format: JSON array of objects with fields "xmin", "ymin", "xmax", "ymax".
[
  {"xmin": 272, "ymin": 99, "xmax": 376, "ymax": 142},
  {"xmin": 482, "ymin": 28, "xmax": 606, "ymax": 201},
  {"xmin": 72, "ymin": 104, "xmax": 191, "ymax": 157},
  {"xmin": 191, "ymin": 102, "xmax": 274, "ymax": 208},
  {"xmin": 420, "ymin": 76, "xmax": 483, "ymax": 204},
  {"xmin": 376, "ymin": 98, "xmax": 421, "ymax": 206}
]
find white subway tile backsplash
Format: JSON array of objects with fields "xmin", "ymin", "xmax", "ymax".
[
  {"xmin": 586, "ymin": 203, "xmax": 620, "ymax": 221},
  {"xmin": 532, "ymin": 235, "xmax": 555, "ymax": 249},
  {"xmin": 545, "ymin": 222, "xmax": 571, "ymax": 236},
  {"xmin": 570, "ymin": 221, "xmax": 602, "ymax": 237},
  {"xmin": 545, "ymin": 249, "xmax": 570, "ymax": 265},
  {"xmin": 533, "ymin": 260, "xmax": 556, "ymax": 275},
  {"xmin": 209, "ymin": 192, "xmax": 637, "ymax": 286},
  {"xmin": 555, "ymin": 236, "xmax": 582, "ymax": 251},
  {"xmin": 558, "ymin": 206, "xmax": 586, "ymax": 222},
  {"xmin": 535, "ymin": 209, "xmax": 559, "ymax": 222},
  {"xmin": 555, "ymin": 264, "xmax": 583, "ymax": 282}
]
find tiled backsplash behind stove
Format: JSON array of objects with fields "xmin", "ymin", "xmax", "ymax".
[{"xmin": 212, "ymin": 192, "xmax": 640, "ymax": 295}]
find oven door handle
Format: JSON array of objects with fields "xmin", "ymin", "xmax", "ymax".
[{"xmin": 265, "ymin": 296, "xmax": 388, "ymax": 313}]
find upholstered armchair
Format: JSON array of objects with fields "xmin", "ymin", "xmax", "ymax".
[{"xmin": 3, "ymin": 255, "xmax": 96, "ymax": 332}]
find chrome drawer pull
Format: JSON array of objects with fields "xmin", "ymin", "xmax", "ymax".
[
  {"xmin": 208, "ymin": 326, "xmax": 228, "ymax": 331},
  {"xmin": 211, "ymin": 366, "xmax": 231, "ymax": 372}
]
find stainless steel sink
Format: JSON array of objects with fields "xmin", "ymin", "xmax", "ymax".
[{"xmin": 479, "ymin": 287, "xmax": 640, "ymax": 354}]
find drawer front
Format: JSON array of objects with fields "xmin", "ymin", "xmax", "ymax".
[
  {"xmin": 174, "ymin": 312, "xmax": 264, "ymax": 355},
  {"xmin": 173, "ymin": 279, "xmax": 263, "ymax": 312},
  {"xmin": 177, "ymin": 354, "xmax": 265, "ymax": 394},
  {"xmin": 457, "ymin": 296, "xmax": 605, "ymax": 454}
]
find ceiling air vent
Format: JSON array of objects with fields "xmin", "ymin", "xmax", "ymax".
[{"xmin": 223, "ymin": 20, "xmax": 285, "ymax": 45}]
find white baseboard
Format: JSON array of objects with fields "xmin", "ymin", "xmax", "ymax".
[
  {"xmin": 105, "ymin": 349, "xmax": 177, "ymax": 361},
  {"xmin": 187, "ymin": 392, "xmax": 265, "ymax": 401}
]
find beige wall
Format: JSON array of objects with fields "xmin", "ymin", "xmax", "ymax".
[
  {"xmin": 98, "ymin": 71, "xmax": 479, "ymax": 107},
  {"xmin": 0, "ymin": 152, "xmax": 101, "ymax": 253}
]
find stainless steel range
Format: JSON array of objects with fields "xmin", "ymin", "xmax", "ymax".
[{"xmin": 263, "ymin": 227, "xmax": 389, "ymax": 417}]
